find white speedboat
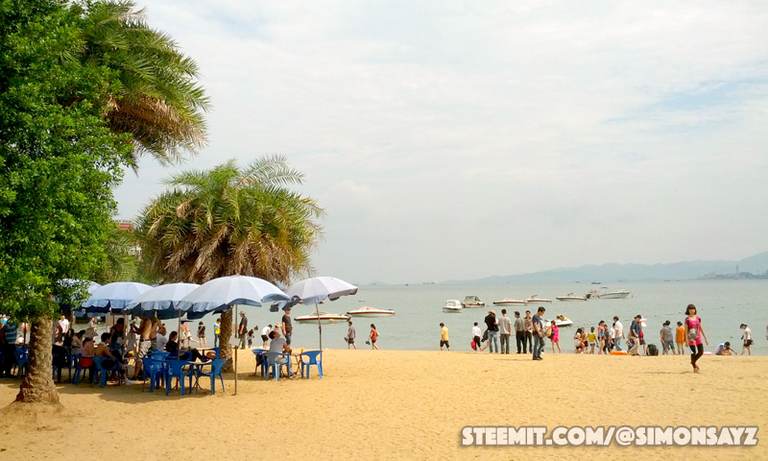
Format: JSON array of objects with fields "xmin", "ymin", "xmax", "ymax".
[
  {"xmin": 294, "ymin": 311, "xmax": 351, "ymax": 324},
  {"xmin": 591, "ymin": 289, "xmax": 631, "ymax": 299},
  {"xmin": 461, "ymin": 295, "xmax": 485, "ymax": 307},
  {"xmin": 346, "ymin": 306, "xmax": 396, "ymax": 317},
  {"xmin": 555, "ymin": 293, "xmax": 587, "ymax": 302},
  {"xmin": 492, "ymin": 298, "xmax": 528, "ymax": 305},
  {"xmin": 443, "ymin": 300, "xmax": 463, "ymax": 313},
  {"xmin": 525, "ymin": 295, "xmax": 552, "ymax": 303}
]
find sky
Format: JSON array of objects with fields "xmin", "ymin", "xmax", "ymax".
[{"xmin": 114, "ymin": 1, "xmax": 768, "ymax": 284}]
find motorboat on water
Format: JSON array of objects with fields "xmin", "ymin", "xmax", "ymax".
[
  {"xmin": 525, "ymin": 295, "xmax": 552, "ymax": 303},
  {"xmin": 492, "ymin": 298, "xmax": 528, "ymax": 305},
  {"xmin": 589, "ymin": 289, "xmax": 631, "ymax": 299},
  {"xmin": 443, "ymin": 300, "xmax": 463, "ymax": 313},
  {"xmin": 346, "ymin": 306, "xmax": 396, "ymax": 317},
  {"xmin": 545, "ymin": 315, "xmax": 573, "ymax": 328},
  {"xmin": 461, "ymin": 295, "xmax": 485, "ymax": 308},
  {"xmin": 294, "ymin": 311, "xmax": 351, "ymax": 324},
  {"xmin": 555, "ymin": 293, "xmax": 588, "ymax": 302}
]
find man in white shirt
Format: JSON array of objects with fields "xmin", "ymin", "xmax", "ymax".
[
  {"xmin": 262, "ymin": 324, "xmax": 272, "ymax": 348},
  {"xmin": 612, "ymin": 316, "xmax": 624, "ymax": 351},
  {"xmin": 58, "ymin": 315, "xmax": 70, "ymax": 335},
  {"xmin": 471, "ymin": 323, "xmax": 481, "ymax": 351},
  {"xmin": 155, "ymin": 324, "xmax": 168, "ymax": 352}
]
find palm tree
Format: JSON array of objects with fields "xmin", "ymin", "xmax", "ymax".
[
  {"xmin": 137, "ymin": 156, "xmax": 324, "ymax": 369},
  {"xmin": 77, "ymin": 0, "xmax": 210, "ymax": 167}
]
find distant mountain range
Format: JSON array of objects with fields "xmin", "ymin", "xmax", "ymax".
[{"xmin": 443, "ymin": 252, "xmax": 768, "ymax": 284}]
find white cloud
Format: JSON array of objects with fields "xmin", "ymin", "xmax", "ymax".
[{"xmin": 115, "ymin": 0, "xmax": 768, "ymax": 283}]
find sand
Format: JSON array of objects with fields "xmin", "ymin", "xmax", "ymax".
[{"xmin": 0, "ymin": 349, "xmax": 766, "ymax": 460}]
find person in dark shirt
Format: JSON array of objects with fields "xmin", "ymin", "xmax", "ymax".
[
  {"xmin": 282, "ymin": 307, "xmax": 294, "ymax": 345},
  {"xmin": 484, "ymin": 311, "xmax": 499, "ymax": 353},
  {"xmin": 165, "ymin": 331, "xmax": 179, "ymax": 353}
]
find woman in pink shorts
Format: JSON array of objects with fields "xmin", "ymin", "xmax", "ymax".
[{"xmin": 684, "ymin": 304, "xmax": 709, "ymax": 373}]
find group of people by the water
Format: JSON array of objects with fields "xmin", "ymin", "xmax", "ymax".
[{"xmin": 448, "ymin": 303, "xmax": 758, "ymax": 373}]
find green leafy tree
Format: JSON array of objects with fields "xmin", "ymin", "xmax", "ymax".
[
  {"xmin": 0, "ymin": 0, "xmax": 128, "ymax": 404},
  {"xmin": 137, "ymin": 156, "xmax": 323, "ymax": 369}
]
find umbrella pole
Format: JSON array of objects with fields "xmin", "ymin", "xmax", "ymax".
[
  {"xmin": 234, "ymin": 304, "xmax": 238, "ymax": 396},
  {"xmin": 315, "ymin": 302, "xmax": 322, "ymax": 350}
]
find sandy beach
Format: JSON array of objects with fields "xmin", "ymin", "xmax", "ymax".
[{"xmin": 0, "ymin": 349, "xmax": 766, "ymax": 460}]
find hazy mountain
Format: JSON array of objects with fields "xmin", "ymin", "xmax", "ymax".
[{"xmin": 443, "ymin": 252, "xmax": 768, "ymax": 284}]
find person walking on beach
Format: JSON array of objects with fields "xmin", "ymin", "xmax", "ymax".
[
  {"xmin": 514, "ymin": 311, "xmax": 525, "ymax": 354},
  {"xmin": 740, "ymin": 324, "xmax": 753, "ymax": 356},
  {"xmin": 612, "ymin": 316, "xmax": 624, "ymax": 351},
  {"xmin": 550, "ymin": 320, "xmax": 561, "ymax": 353},
  {"xmin": 675, "ymin": 321, "xmax": 685, "ymax": 355},
  {"xmin": 439, "ymin": 323, "xmax": 450, "ymax": 351},
  {"xmin": 524, "ymin": 310, "xmax": 533, "ymax": 354},
  {"xmin": 471, "ymin": 322, "xmax": 482, "ymax": 351},
  {"xmin": 369, "ymin": 324, "xmax": 379, "ymax": 350},
  {"xmin": 238, "ymin": 312, "xmax": 248, "ymax": 349},
  {"xmin": 531, "ymin": 307, "xmax": 545, "ymax": 360},
  {"xmin": 484, "ymin": 310, "xmax": 499, "ymax": 353},
  {"xmin": 346, "ymin": 321, "xmax": 357, "ymax": 350},
  {"xmin": 498, "ymin": 309, "xmax": 512, "ymax": 354},
  {"xmin": 660, "ymin": 320, "xmax": 675, "ymax": 355},
  {"xmin": 213, "ymin": 318, "xmax": 220, "ymax": 347},
  {"xmin": 684, "ymin": 304, "xmax": 708, "ymax": 373}
]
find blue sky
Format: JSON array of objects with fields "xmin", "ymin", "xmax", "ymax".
[{"xmin": 114, "ymin": 1, "xmax": 768, "ymax": 284}]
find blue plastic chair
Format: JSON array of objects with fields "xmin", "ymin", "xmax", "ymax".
[
  {"xmin": 149, "ymin": 351, "xmax": 170, "ymax": 361},
  {"xmin": 165, "ymin": 360, "xmax": 194, "ymax": 396},
  {"xmin": 251, "ymin": 349, "xmax": 267, "ymax": 376},
  {"xmin": 72, "ymin": 354, "xmax": 95, "ymax": 384},
  {"xmin": 300, "ymin": 350, "xmax": 323, "ymax": 379},
  {"xmin": 141, "ymin": 358, "xmax": 167, "ymax": 393},
  {"xmin": 93, "ymin": 356, "xmax": 121, "ymax": 388},
  {"xmin": 264, "ymin": 352, "xmax": 291, "ymax": 381},
  {"xmin": 195, "ymin": 359, "xmax": 226, "ymax": 395},
  {"xmin": 14, "ymin": 346, "xmax": 29, "ymax": 377}
]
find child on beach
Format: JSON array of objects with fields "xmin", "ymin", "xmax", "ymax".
[
  {"xmin": 471, "ymin": 322, "xmax": 481, "ymax": 351},
  {"xmin": 550, "ymin": 321, "xmax": 561, "ymax": 353},
  {"xmin": 573, "ymin": 328, "xmax": 584, "ymax": 354},
  {"xmin": 247, "ymin": 328, "xmax": 254, "ymax": 347},
  {"xmin": 440, "ymin": 323, "xmax": 450, "ymax": 351},
  {"xmin": 588, "ymin": 327, "xmax": 596, "ymax": 354},
  {"xmin": 740, "ymin": 324, "xmax": 752, "ymax": 356},
  {"xmin": 676, "ymin": 321, "xmax": 685, "ymax": 355},
  {"xmin": 684, "ymin": 304, "xmax": 708, "ymax": 373},
  {"xmin": 369, "ymin": 324, "xmax": 379, "ymax": 350},
  {"xmin": 197, "ymin": 321, "xmax": 207, "ymax": 347}
]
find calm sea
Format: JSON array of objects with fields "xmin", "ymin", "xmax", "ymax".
[{"xmin": 197, "ymin": 279, "xmax": 768, "ymax": 355}]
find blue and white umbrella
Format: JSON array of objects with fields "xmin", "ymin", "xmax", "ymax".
[
  {"xmin": 125, "ymin": 283, "xmax": 200, "ymax": 320},
  {"xmin": 286, "ymin": 276, "xmax": 358, "ymax": 349},
  {"xmin": 177, "ymin": 275, "xmax": 289, "ymax": 319},
  {"xmin": 81, "ymin": 281, "xmax": 152, "ymax": 314}
]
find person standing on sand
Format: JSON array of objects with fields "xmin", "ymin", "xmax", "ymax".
[
  {"xmin": 660, "ymin": 320, "xmax": 675, "ymax": 355},
  {"xmin": 238, "ymin": 312, "xmax": 248, "ymax": 349},
  {"xmin": 498, "ymin": 309, "xmax": 512, "ymax": 354},
  {"xmin": 262, "ymin": 324, "xmax": 272, "ymax": 348},
  {"xmin": 197, "ymin": 321, "xmax": 208, "ymax": 347},
  {"xmin": 514, "ymin": 311, "xmax": 525, "ymax": 354},
  {"xmin": 684, "ymin": 304, "xmax": 708, "ymax": 373},
  {"xmin": 439, "ymin": 323, "xmax": 450, "ymax": 351},
  {"xmin": 369, "ymin": 324, "xmax": 379, "ymax": 350},
  {"xmin": 213, "ymin": 318, "xmax": 220, "ymax": 347},
  {"xmin": 282, "ymin": 307, "xmax": 293, "ymax": 345},
  {"xmin": 471, "ymin": 322, "xmax": 481, "ymax": 351},
  {"xmin": 740, "ymin": 324, "xmax": 752, "ymax": 356},
  {"xmin": 484, "ymin": 310, "xmax": 499, "ymax": 353},
  {"xmin": 675, "ymin": 321, "xmax": 685, "ymax": 355},
  {"xmin": 346, "ymin": 321, "xmax": 357, "ymax": 350},
  {"xmin": 550, "ymin": 320, "xmax": 561, "ymax": 353},
  {"xmin": 524, "ymin": 311, "xmax": 533, "ymax": 354},
  {"xmin": 531, "ymin": 307, "xmax": 545, "ymax": 360},
  {"xmin": 612, "ymin": 316, "xmax": 624, "ymax": 351}
]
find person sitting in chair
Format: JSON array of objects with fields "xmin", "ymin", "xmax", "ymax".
[{"xmin": 268, "ymin": 330, "xmax": 291, "ymax": 365}]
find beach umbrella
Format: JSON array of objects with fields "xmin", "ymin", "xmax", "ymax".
[
  {"xmin": 286, "ymin": 276, "xmax": 358, "ymax": 350},
  {"xmin": 177, "ymin": 275, "xmax": 289, "ymax": 395},
  {"xmin": 177, "ymin": 275, "xmax": 289, "ymax": 318},
  {"xmin": 81, "ymin": 281, "xmax": 152, "ymax": 314},
  {"xmin": 125, "ymin": 282, "xmax": 200, "ymax": 320}
]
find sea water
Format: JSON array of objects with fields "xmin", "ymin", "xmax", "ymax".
[{"xmin": 206, "ymin": 279, "xmax": 768, "ymax": 355}]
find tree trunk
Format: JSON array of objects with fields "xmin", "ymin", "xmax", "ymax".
[
  {"xmin": 219, "ymin": 309, "xmax": 234, "ymax": 372},
  {"xmin": 15, "ymin": 318, "xmax": 60, "ymax": 404}
]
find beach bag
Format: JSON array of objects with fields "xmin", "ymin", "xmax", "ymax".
[
  {"xmin": 470, "ymin": 340, "xmax": 477, "ymax": 351},
  {"xmin": 545, "ymin": 326, "xmax": 552, "ymax": 338},
  {"xmin": 647, "ymin": 344, "xmax": 658, "ymax": 356}
]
